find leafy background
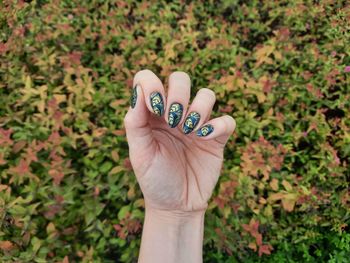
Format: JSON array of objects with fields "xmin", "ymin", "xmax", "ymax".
[{"xmin": 0, "ymin": 0, "xmax": 349, "ymax": 262}]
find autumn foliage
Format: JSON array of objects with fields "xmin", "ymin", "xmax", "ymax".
[{"xmin": 1, "ymin": 1, "xmax": 350, "ymax": 262}]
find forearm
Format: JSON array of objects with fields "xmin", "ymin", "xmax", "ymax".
[{"xmin": 138, "ymin": 206, "xmax": 205, "ymax": 263}]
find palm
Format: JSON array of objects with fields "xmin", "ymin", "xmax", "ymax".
[{"xmin": 131, "ymin": 116, "xmax": 224, "ymax": 212}]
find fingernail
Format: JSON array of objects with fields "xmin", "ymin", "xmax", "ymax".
[
  {"xmin": 150, "ymin": 92, "xmax": 164, "ymax": 116},
  {"xmin": 196, "ymin": 124, "xmax": 214, "ymax": 137},
  {"xmin": 183, "ymin": 112, "xmax": 200, "ymax": 134},
  {"xmin": 168, "ymin": 103, "xmax": 183, "ymax": 128},
  {"xmin": 130, "ymin": 84, "xmax": 139, "ymax": 109}
]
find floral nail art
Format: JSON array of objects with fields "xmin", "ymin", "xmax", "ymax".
[
  {"xmin": 168, "ymin": 103, "xmax": 183, "ymax": 128},
  {"xmin": 196, "ymin": 124, "xmax": 214, "ymax": 137},
  {"xmin": 130, "ymin": 84, "xmax": 138, "ymax": 108},
  {"xmin": 150, "ymin": 92, "xmax": 164, "ymax": 116},
  {"xmin": 183, "ymin": 112, "xmax": 201, "ymax": 134}
]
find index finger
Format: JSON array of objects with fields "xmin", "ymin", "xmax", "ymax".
[{"xmin": 133, "ymin": 69, "xmax": 166, "ymax": 117}]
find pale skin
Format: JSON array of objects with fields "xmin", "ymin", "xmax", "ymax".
[{"xmin": 124, "ymin": 70, "xmax": 236, "ymax": 263}]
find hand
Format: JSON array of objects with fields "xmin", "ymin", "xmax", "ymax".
[
  {"xmin": 124, "ymin": 70, "xmax": 236, "ymax": 212},
  {"xmin": 124, "ymin": 70, "xmax": 236, "ymax": 263}
]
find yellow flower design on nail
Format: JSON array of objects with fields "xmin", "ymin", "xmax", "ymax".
[
  {"xmin": 168, "ymin": 103, "xmax": 183, "ymax": 128},
  {"xmin": 196, "ymin": 124, "xmax": 214, "ymax": 137},
  {"xmin": 183, "ymin": 112, "xmax": 200, "ymax": 134},
  {"xmin": 150, "ymin": 92, "xmax": 164, "ymax": 116}
]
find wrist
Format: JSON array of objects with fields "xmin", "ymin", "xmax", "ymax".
[
  {"xmin": 144, "ymin": 205, "xmax": 206, "ymax": 224},
  {"xmin": 138, "ymin": 205, "xmax": 206, "ymax": 263}
]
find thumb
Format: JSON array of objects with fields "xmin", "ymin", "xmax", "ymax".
[{"xmin": 124, "ymin": 83, "xmax": 154, "ymax": 154}]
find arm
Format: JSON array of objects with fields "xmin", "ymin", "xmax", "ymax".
[{"xmin": 138, "ymin": 207, "xmax": 205, "ymax": 263}]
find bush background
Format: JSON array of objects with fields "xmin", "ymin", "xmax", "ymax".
[{"xmin": 0, "ymin": 0, "xmax": 349, "ymax": 262}]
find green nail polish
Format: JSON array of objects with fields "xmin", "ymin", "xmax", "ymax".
[
  {"xmin": 168, "ymin": 103, "xmax": 183, "ymax": 128},
  {"xmin": 150, "ymin": 92, "xmax": 164, "ymax": 116},
  {"xmin": 196, "ymin": 124, "xmax": 214, "ymax": 137},
  {"xmin": 183, "ymin": 112, "xmax": 201, "ymax": 134},
  {"xmin": 130, "ymin": 84, "xmax": 138, "ymax": 108}
]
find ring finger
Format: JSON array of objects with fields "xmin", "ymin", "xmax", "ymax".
[{"xmin": 182, "ymin": 88, "xmax": 216, "ymax": 135}]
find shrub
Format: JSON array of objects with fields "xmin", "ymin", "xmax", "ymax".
[{"xmin": 0, "ymin": 0, "xmax": 349, "ymax": 262}]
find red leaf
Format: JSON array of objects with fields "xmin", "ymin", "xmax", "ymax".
[
  {"xmin": 255, "ymin": 233, "xmax": 263, "ymax": 246},
  {"xmin": 242, "ymin": 218, "xmax": 260, "ymax": 237},
  {"xmin": 0, "ymin": 128, "xmax": 13, "ymax": 146},
  {"xmin": 49, "ymin": 169, "xmax": 65, "ymax": 185},
  {"xmin": 13, "ymin": 159, "xmax": 30, "ymax": 174},
  {"xmin": 258, "ymin": 244, "xmax": 273, "ymax": 257},
  {"xmin": 0, "ymin": 153, "xmax": 6, "ymax": 165},
  {"xmin": 12, "ymin": 140, "xmax": 26, "ymax": 153}
]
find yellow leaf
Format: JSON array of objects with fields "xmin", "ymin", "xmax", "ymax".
[
  {"xmin": 265, "ymin": 57, "xmax": 273, "ymax": 64},
  {"xmin": 219, "ymin": 75, "xmax": 236, "ymax": 91},
  {"xmin": 255, "ymin": 45, "xmax": 275, "ymax": 67},
  {"xmin": 259, "ymin": 197, "xmax": 267, "ymax": 204},
  {"xmin": 274, "ymin": 50, "xmax": 282, "ymax": 60},
  {"xmin": 264, "ymin": 205, "xmax": 273, "ymax": 217},
  {"xmin": 283, "ymin": 193, "xmax": 298, "ymax": 200},
  {"xmin": 38, "ymin": 85, "xmax": 47, "ymax": 100},
  {"xmin": 255, "ymin": 45, "xmax": 275, "ymax": 60},
  {"xmin": 46, "ymin": 222, "xmax": 56, "ymax": 234},
  {"xmin": 270, "ymin": 178, "xmax": 279, "ymax": 191},
  {"xmin": 111, "ymin": 151, "xmax": 120, "ymax": 162},
  {"xmin": 282, "ymin": 198, "xmax": 295, "ymax": 212},
  {"xmin": 282, "ymin": 180, "xmax": 293, "ymax": 191},
  {"xmin": 248, "ymin": 242, "xmax": 257, "ymax": 251},
  {"xmin": 109, "ymin": 99, "xmax": 127, "ymax": 109},
  {"xmin": 36, "ymin": 100, "xmax": 45, "ymax": 113},
  {"xmin": 0, "ymin": 184, "xmax": 8, "ymax": 191},
  {"xmin": 256, "ymin": 91, "xmax": 266, "ymax": 103},
  {"xmin": 49, "ymin": 53, "xmax": 56, "ymax": 65},
  {"xmin": 127, "ymin": 186, "xmax": 135, "ymax": 199},
  {"xmin": 25, "ymin": 75, "xmax": 32, "ymax": 90},
  {"xmin": 269, "ymin": 192, "xmax": 284, "ymax": 201},
  {"xmin": 109, "ymin": 166, "xmax": 124, "ymax": 175},
  {"xmin": 53, "ymin": 94, "xmax": 67, "ymax": 105},
  {"xmin": 253, "ymin": 208, "xmax": 260, "ymax": 215},
  {"xmin": 223, "ymin": 206, "xmax": 231, "ymax": 218},
  {"xmin": 134, "ymin": 198, "xmax": 145, "ymax": 208}
]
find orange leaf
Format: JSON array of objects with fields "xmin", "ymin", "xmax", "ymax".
[
  {"xmin": 255, "ymin": 45, "xmax": 275, "ymax": 60},
  {"xmin": 0, "ymin": 153, "xmax": 6, "ymax": 165},
  {"xmin": 111, "ymin": 151, "xmax": 120, "ymax": 162},
  {"xmin": 0, "ymin": 241, "xmax": 14, "ymax": 251},
  {"xmin": 248, "ymin": 242, "xmax": 257, "ymax": 251},
  {"xmin": 0, "ymin": 184, "xmax": 8, "ymax": 191},
  {"xmin": 282, "ymin": 197, "xmax": 296, "ymax": 212},
  {"xmin": 259, "ymin": 197, "xmax": 267, "ymax": 204},
  {"xmin": 255, "ymin": 45, "xmax": 275, "ymax": 67},
  {"xmin": 270, "ymin": 178, "xmax": 279, "ymax": 191},
  {"xmin": 269, "ymin": 192, "xmax": 284, "ymax": 201}
]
